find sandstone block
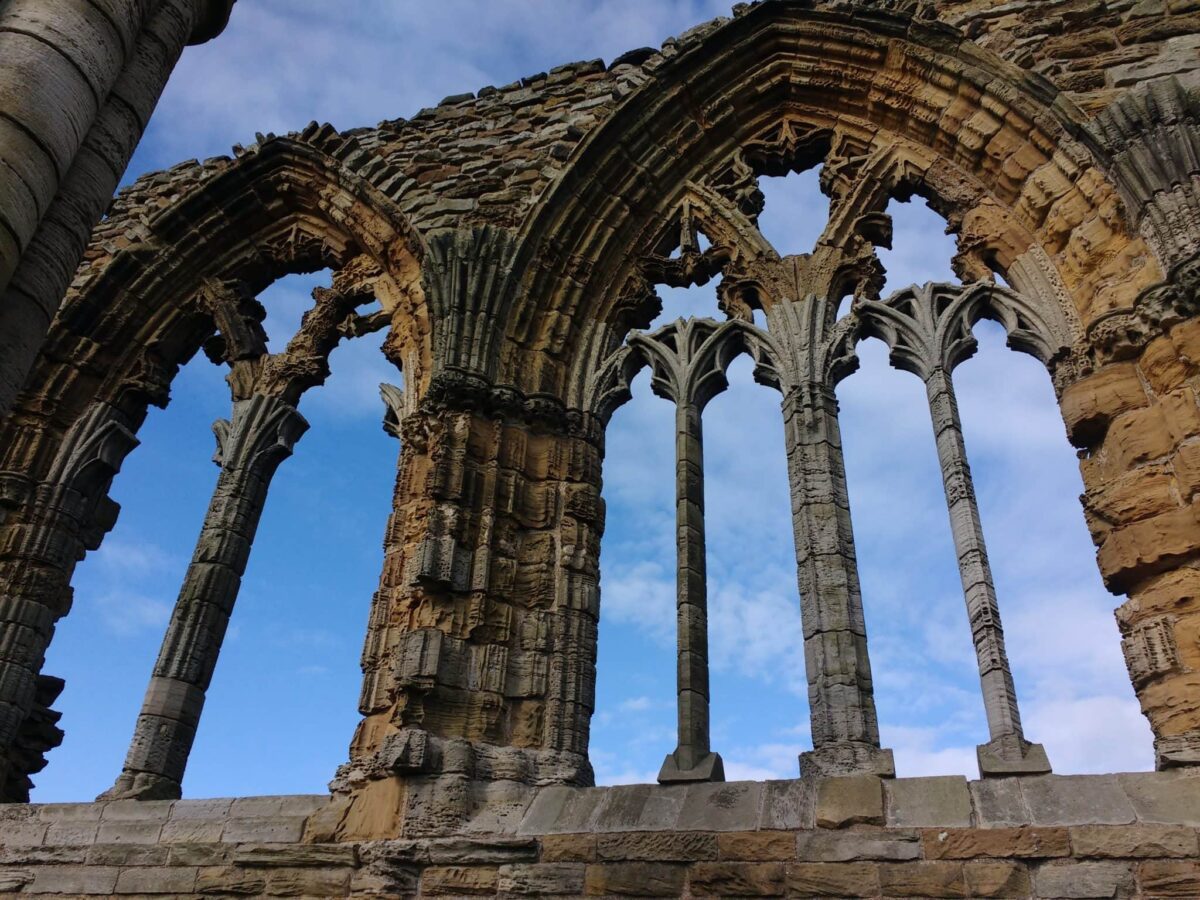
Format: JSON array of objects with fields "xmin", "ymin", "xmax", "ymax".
[
  {"xmin": 1023, "ymin": 775, "xmax": 1136, "ymax": 826},
  {"xmin": 922, "ymin": 826, "xmax": 1070, "ymax": 859},
  {"xmin": 964, "ymin": 861, "xmax": 1032, "ymax": 898},
  {"xmin": 232, "ymin": 842, "xmax": 358, "ymax": 867},
  {"xmin": 1060, "ymin": 363, "xmax": 1146, "ymax": 447},
  {"xmin": 583, "ymin": 861, "xmax": 686, "ymax": 896},
  {"xmin": 886, "ymin": 776, "xmax": 972, "ymax": 827},
  {"xmin": 816, "ymin": 775, "xmax": 884, "ymax": 828},
  {"xmin": 114, "ymin": 865, "xmax": 197, "ymax": 893},
  {"xmin": 1035, "ymin": 861, "xmax": 1135, "ymax": 898},
  {"xmin": 422, "ymin": 864, "xmax": 499, "ymax": 895},
  {"xmin": 1137, "ymin": 859, "xmax": 1200, "ymax": 897},
  {"xmin": 677, "ymin": 781, "xmax": 761, "ymax": 831},
  {"xmin": 717, "ymin": 830, "xmax": 795, "ymax": 860},
  {"xmin": 169, "ymin": 798, "xmax": 233, "ymax": 821},
  {"xmin": 795, "ymin": 829, "xmax": 920, "ymax": 861},
  {"xmin": 160, "ymin": 818, "xmax": 224, "ymax": 842},
  {"xmin": 36, "ymin": 803, "xmax": 104, "ymax": 822},
  {"xmin": 264, "ymin": 865, "xmax": 353, "ymax": 896},
  {"xmin": 0, "ymin": 846, "xmax": 86, "ymax": 865},
  {"xmin": 596, "ymin": 830, "xmax": 717, "ymax": 861},
  {"xmin": 786, "ymin": 861, "xmax": 880, "ymax": 897},
  {"xmin": 95, "ymin": 820, "xmax": 162, "ymax": 844},
  {"xmin": 42, "ymin": 820, "xmax": 99, "ymax": 845},
  {"xmin": 497, "ymin": 862, "xmax": 585, "ymax": 894},
  {"xmin": 591, "ymin": 782, "xmax": 686, "ymax": 832},
  {"xmin": 100, "ymin": 799, "xmax": 174, "ymax": 822},
  {"xmin": 0, "ymin": 821, "xmax": 46, "ymax": 845},
  {"xmin": 758, "ymin": 778, "xmax": 814, "ymax": 830},
  {"xmin": 1119, "ymin": 771, "xmax": 1200, "ymax": 825},
  {"xmin": 228, "ymin": 795, "xmax": 328, "ymax": 818},
  {"xmin": 28, "ymin": 864, "xmax": 119, "ymax": 894},
  {"xmin": 195, "ymin": 865, "xmax": 267, "ymax": 896},
  {"xmin": 877, "ymin": 861, "xmax": 968, "ymax": 898},
  {"xmin": 219, "ymin": 816, "xmax": 305, "ymax": 844},
  {"xmin": 1071, "ymin": 824, "xmax": 1198, "ymax": 858},
  {"xmin": 540, "ymin": 832, "xmax": 595, "ymax": 862},
  {"xmin": 86, "ymin": 843, "xmax": 169, "ymax": 866},
  {"xmin": 688, "ymin": 861, "xmax": 784, "ymax": 896},
  {"xmin": 168, "ymin": 843, "xmax": 233, "ymax": 866},
  {"xmin": 1140, "ymin": 334, "xmax": 1193, "ymax": 394}
]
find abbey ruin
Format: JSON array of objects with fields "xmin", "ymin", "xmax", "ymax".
[{"xmin": 0, "ymin": 0, "xmax": 1199, "ymax": 895}]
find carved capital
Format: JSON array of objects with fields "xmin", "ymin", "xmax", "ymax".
[{"xmin": 211, "ymin": 394, "xmax": 308, "ymax": 475}]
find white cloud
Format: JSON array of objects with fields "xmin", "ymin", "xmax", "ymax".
[{"xmin": 94, "ymin": 591, "xmax": 172, "ymax": 637}]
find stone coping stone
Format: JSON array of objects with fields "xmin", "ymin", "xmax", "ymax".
[
  {"xmin": 519, "ymin": 771, "xmax": 1200, "ymax": 835},
  {"xmin": 6, "ymin": 772, "xmax": 1199, "ymax": 844}
]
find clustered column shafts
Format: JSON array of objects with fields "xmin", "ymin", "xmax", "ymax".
[
  {"xmin": 0, "ymin": 403, "xmax": 138, "ymax": 800},
  {"xmin": 784, "ymin": 381, "xmax": 895, "ymax": 778},
  {"xmin": 103, "ymin": 394, "xmax": 307, "ymax": 801},
  {"xmin": 659, "ymin": 397, "xmax": 724, "ymax": 783},
  {"xmin": 924, "ymin": 365, "xmax": 1051, "ymax": 776}
]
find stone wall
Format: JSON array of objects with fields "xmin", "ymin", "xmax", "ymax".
[{"xmin": 0, "ymin": 773, "xmax": 1197, "ymax": 896}]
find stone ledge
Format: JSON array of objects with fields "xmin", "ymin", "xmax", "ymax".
[{"xmin": 0, "ymin": 774, "xmax": 1195, "ymax": 895}]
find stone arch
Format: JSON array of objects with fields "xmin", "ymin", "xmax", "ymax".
[
  {"xmin": 500, "ymin": 1, "xmax": 1154, "ymax": 399},
  {"xmin": 0, "ymin": 129, "xmax": 432, "ymax": 799}
]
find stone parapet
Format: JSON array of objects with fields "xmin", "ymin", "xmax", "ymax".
[{"xmin": 0, "ymin": 773, "xmax": 1196, "ymax": 896}]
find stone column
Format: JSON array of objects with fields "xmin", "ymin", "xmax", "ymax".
[
  {"xmin": 659, "ymin": 399, "xmax": 723, "ymax": 783},
  {"xmin": 0, "ymin": 402, "xmax": 138, "ymax": 800},
  {"xmin": 103, "ymin": 393, "xmax": 306, "ymax": 800},
  {"xmin": 0, "ymin": 0, "xmax": 236, "ymax": 417},
  {"xmin": 925, "ymin": 366, "xmax": 1051, "ymax": 776},
  {"xmin": 785, "ymin": 382, "xmax": 895, "ymax": 777}
]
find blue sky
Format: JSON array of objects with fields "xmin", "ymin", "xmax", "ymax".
[{"xmin": 32, "ymin": 0, "xmax": 1152, "ymax": 802}]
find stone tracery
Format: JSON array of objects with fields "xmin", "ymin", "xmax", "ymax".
[{"xmin": 0, "ymin": 2, "xmax": 1199, "ymax": 891}]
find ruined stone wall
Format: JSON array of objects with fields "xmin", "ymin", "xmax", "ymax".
[
  {"xmin": 0, "ymin": 773, "xmax": 1198, "ymax": 897},
  {"xmin": 937, "ymin": 0, "xmax": 1200, "ymax": 113},
  {"xmin": 1, "ymin": 1, "xmax": 1200, "ymax": 896}
]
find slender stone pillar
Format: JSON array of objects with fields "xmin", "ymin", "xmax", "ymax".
[
  {"xmin": 785, "ymin": 382, "xmax": 895, "ymax": 777},
  {"xmin": 925, "ymin": 367, "xmax": 1051, "ymax": 776},
  {"xmin": 659, "ymin": 399, "xmax": 724, "ymax": 783},
  {"xmin": 103, "ymin": 394, "xmax": 306, "ymax": 800}
]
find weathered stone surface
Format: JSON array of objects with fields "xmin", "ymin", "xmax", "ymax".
[
  {"xmin": 496, "ymin": 862, "xmax": 585, "ymax": 894},
  {"xmin": 1070, "ymin": 824, "xmax": 1198, "ymax": 858},
  {"xmin": 596, "ymin": 831, "xmax": 717, "ymax": 862},
  {"xmin": 0, "ymin": 7, "xmax": 1199, "ymax": 897},
  {"xmin": 1034, "ymin": 861, "xmax": 1136, "ymax": 898},
  {"xmin": 421, "ymin": 865, "xmax": 500, "ymax": 895},
  {"xmin": 1119, "ymin": 771, "xmax": 1200, "ymax": 825},
  {"xmin": 816, "ymin": 775, "xmax": 884, "ymax": 828},
  {"xmin": 877, "ymin": 860, "xmax": 968, "ymax": 898},
  {"xmin": 923, "ymin": 826, "xmax": 1071, "ymax": 860},
  {"xmin": 583, "ymin": 861, "xmax": 686, "ymax": 896},
  {"xmin": 539, "ymin": 833, "xmax": 595, "ymax": 863},
  {"xmin": 1022, "ymin": 776, "xmax": 1137, "ymax": 826},
  {"xmin": 796, "ymin": 830, "xmax": 921, "ymax": 862},
  {"xmin": 717, "ymin": 830, "xmax": 795, "ymax": 861},
  {"xmin": 886, "ymin": 776, "xmax": 972, "ymax": 828},
  {"xmin": 786, "ymin": 861, "xmax": 880, "ymax": 897},
  {"xmin": 964, "ymin": 861, "xmax": 1033, "ymax": 898},
  {"xmin": 688, "ymin": 861, "xmax": 785, "ymax": 896},
  {"xmin": 1137, "ymin": 859, "xmax": 1200, "ymax": 897}
]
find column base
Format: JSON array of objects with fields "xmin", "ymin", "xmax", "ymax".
[
  {"xmin": 658, "ymin": 750, "xmax": 724, "ymax": 784},
  {"xmin": 977, "ymin": 736, "xmax": 1052, "ymax": 777},
  {"xmin": 97, "ymin": 771, "xmax": 181, "ymax": 801},
  {"xmin": 1156, "ymin": 731, "xmax": 1200, "ymax": 769},
  {"xmin": 800, "ymin": 743, "xmax": 895, "ymax": 778}
]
